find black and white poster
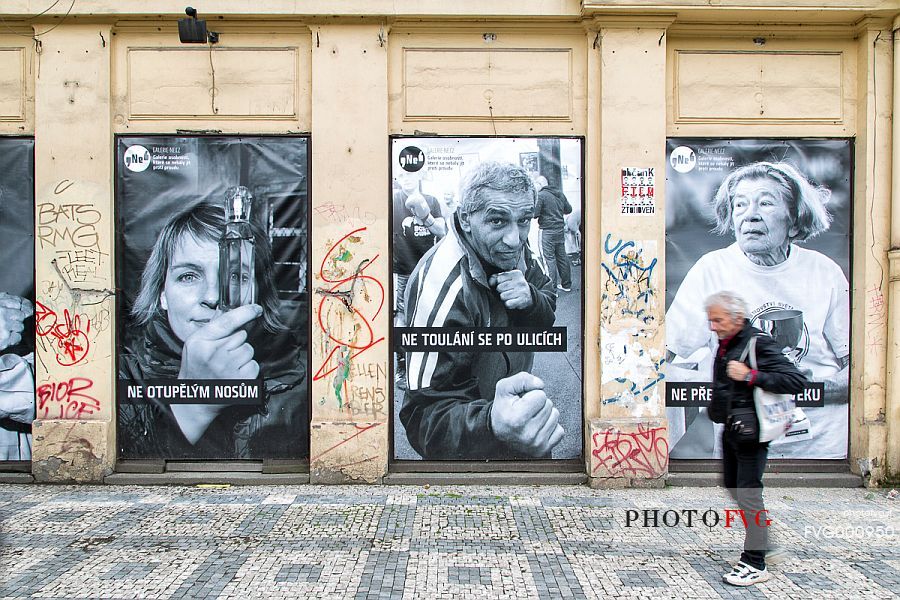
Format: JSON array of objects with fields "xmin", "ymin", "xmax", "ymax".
[
  {"xmin": 665, "ymin": 139, "xmax": 851, "ymax": 459},
  {"xmin": 116, "ymin": 136, "xmax": 309, "ymax": 460},
  {"xmin": 391, "ymin": 137, "xmax": 584, "ymax": 460},
  {"xmin": 0, "ymin": 138, "xmax": 35, "ymax": 461}
]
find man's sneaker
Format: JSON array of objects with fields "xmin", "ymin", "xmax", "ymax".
[
  {"xmin": 395, "ymin": 356, "xmax": 408, "ymax": 391},
  {"xmin": 765, "ymin": 546, "xmax": 789, "ymax": 566},
  {"xmin": 723, "ymin": 562, "xmax": 770, "ymax": 587},
  {"xmin": 395, "ymin": 369, "xmax": 408, "ymax": 391},
  {"xmin": 557, "ymin": 284, "xmax": 571, "ymax": 292}
]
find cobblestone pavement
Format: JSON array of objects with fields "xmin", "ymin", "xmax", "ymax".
[{"xmin": 0, "ymin": 484, "xmax": 898, "ymax": 599}]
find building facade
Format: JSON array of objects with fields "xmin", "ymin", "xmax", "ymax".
[{"xmin": 0, "ymin": 0, "xmax": 898, "ymax": 485}]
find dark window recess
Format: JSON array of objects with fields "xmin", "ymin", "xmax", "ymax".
[
  {"xmin": 272, "ymin": 236, "xmax": 305, "ymax": 268},
  {"xmin": 270, "ymin": 193, "xmax": 307, "ymax": 229},
  {"xmin": 251, "ymin": 179, "xmax": 308, "ymax": 301},
  {"xmin": 273, "ymin": 261, "xmax": 304, "ymax": 295}
]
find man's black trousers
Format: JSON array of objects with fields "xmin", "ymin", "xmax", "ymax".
[{"xmin": 722, "ymin": 428, "xmax": 770, "ymax": 570}]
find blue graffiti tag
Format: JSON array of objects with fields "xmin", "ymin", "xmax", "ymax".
[
  {"xmin": 601, "ymin": 358, "xmax": 666, "ymax": 405},
  {"xmin": 600, "ymin": 234, "xmax": 664, "ymax": 405},
  {"xmin": 602, "ymin": 234, "xmax": 657, "ymax": 301}
]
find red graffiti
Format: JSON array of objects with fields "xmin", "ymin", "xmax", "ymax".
[
  {"xmin": 35, "ymin": 301, "xmax": 91, "ymax": 366},
  {"xmin": 310, "ymin": 422, "xmax": 382, "ymax": 463},
  {"xmin": 592, "ymin": 424, "xmax": 669, "ymax": 478},
  {"xmin": 36, "ymin": 377, "xmax": 100, "ymax": 419},
  {"xmin": 313, "ymin": 227, "xmax": 385, "ymax": 383}
]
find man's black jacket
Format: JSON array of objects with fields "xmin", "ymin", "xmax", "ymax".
[
  {"xmin": 708, "ymin": 320, "xmax": 807, "ymax": 424},
  {"xmin": 534, "ymin": 186, "xmax": 572, "ymax": 231}
]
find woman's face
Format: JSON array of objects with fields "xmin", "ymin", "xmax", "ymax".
[
  {"xmin": 159, "ymin": 233, "xmax": 222, "ymax": 342},
  {"xmin": 731, "ymin": 177, "xmax": 799, "ymax": 260}
]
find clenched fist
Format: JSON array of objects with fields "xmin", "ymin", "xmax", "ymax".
[
  {"xmin": 178, "ymin": 303, "xmax": 262, "ymax": 381},
  {"xmin": 488, "ymin": 270, "xmax": 533, "ymax": 310},
  {"xmin": 726, "ymin": 360, "xmax": 752, "ymax": 382},
  {"xmin": 490, "ymin": 372, "xmax": 565, "ymax": 457},
  {"xmin": 404, "ymin": 190, "xmax": 431, "ymax": 221},
  {"xmin": 0, "ymin": 292, "xmax": 33, "ymax": 352}
]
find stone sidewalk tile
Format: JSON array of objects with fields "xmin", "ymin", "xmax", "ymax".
[{"xmin": 0, "ymin": 485, "xmax": 897, "ymax": 599}]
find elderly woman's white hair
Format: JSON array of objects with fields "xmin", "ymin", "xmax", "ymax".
[{"xmin": 712, "ymin": 161, "xmax": 832, "ymax": 242}]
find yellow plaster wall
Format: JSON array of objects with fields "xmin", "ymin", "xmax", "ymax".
[
  {"xmin": 111, "ymin": 26, "xmax": 312, "ymax": 133},
  {"xmin": 590, "ymin": 20, "xmax": 670, "ymax": 481},
  {"xmin": 308, "ymin": 24, "xmax": 390, "ymax": 483},
  {"xmin": 850, "ymin": 23, "xmax": 893, "ymax": 482},
  {"xmin": 389, "ymin": 25, "xmax": 593, "ymax": 473},
  {"xmin": 0, "ymin": 34, "xmax": 33, "ymax": 134},
  {"xmin": 888, "ymin": 15, "xmax": 900, "ymax": 479},
  {"xmin": 1, "ymin": 3, "xmax": 894, "ymax": 482},
  {"xmin": 32, "ymin": 23, "xmax": 116, "ymax": 481},
  {"xmin": 665, "ymin": 24, "xmax": 893, "ymax": 482},
  {"xmin": 583, "ymin": 25, "xmax": 602, "ymax": 428},
  {"xmin": 666, "ymin": 34, "xmax": 858, "ymax": 137},
  {"xmin": 2, "ymin": 1, "xmax": 584, "ymax": 18},
  {"xmin": 388, "ymin": 25, "xmax": 588, "ymax": 136},
  {"xmin": 1, "ymin": 0, "xmax": 894, "ymax": 21}
]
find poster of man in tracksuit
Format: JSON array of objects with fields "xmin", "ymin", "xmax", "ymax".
[{"xmin": 391, "ymin": 137, "xmax": 584, "ymax": 461}]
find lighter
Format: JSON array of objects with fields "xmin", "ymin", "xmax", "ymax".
[{"xmin": 219, "ymin": 185, "xmax": 256, "ymax": 310}]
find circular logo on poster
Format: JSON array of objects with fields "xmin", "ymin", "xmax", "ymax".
[
  {"xmin": 398, "ymin": 146, "xmax": 426, "ymax": 172},
  {"xmin": 670, "ymin": 146, "xmax": 696, "ymax": 174},
  {"xmin": 124, "ymin": 145, "xmax": 152, "ymax": 173},
  {"xmin": 751, "ymin": 305, "xmax": 810, "ymax": 366}
]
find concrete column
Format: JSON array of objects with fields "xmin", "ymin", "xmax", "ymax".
[
  {"xmin": 887, "ymin": 249, "xmax": 900, "ymax": 479},
  {"xmin": 308, "ymin": 24, "xmax": 389, "ymax": 483},
  {"xmin": 31, "ymin": 24, "xmax": 116, "ymax": 482},
  {"xmin": 883, "ymin": 16, "xmax": 900, "ymax": 481},
  {"xmin": 851, "ymin": 21, "xmax": 893, "ymax": 484},
  {"xmin": 582, "ymin": 25, "xmax": 602, "ymax": 470},
  {"xmin": 589, "ymin": 18, "xmax": 673, "ymax": 487}
]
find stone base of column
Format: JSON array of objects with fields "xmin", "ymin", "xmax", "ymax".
[
  {"xmin": 32, "ymin": 420, "xmax": 115, "ymax": 483},
  {"xmin": 587, "ymin": 418, "xmax": 668, "ymax": 488},
  {"xmin": 309, "ymin": 421, "xmax": 387, "ymax": 484}
]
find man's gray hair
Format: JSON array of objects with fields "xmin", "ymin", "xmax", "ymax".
[
  {"xmin": 712, "ymin": 161, "xmax": 832, "ymax": 242},
  {"xmin": 458, "ymin": 161, "xmax": 536, "ymax": 216},
  {"xmin": 704, "ymin": 291, "xmax": 748, "ymax": 320}
]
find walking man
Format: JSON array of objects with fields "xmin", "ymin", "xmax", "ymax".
[
  {"xmin": 534, "ymin": 175, "xmax": 573, "ymax": 292},
  {"xmin": 705, "ymin": 291, "xmax": 805, "ymax": 586}
]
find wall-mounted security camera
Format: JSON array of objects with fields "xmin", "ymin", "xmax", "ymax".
[{"xmin": 178, "ymin": 6, "xmax": 219, "ymax": 44}]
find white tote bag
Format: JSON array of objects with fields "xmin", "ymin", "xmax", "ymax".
[{"xmin": 744, "ymin": 336, "xmax": 796, "ymax": 443}]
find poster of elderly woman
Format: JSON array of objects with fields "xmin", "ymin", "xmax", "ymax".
[
  {"xmin": 116, "ymin": 136, "xmax": 309, "ymax": 460},
  {"xmin": 665, "ymin": 139, "xmax": 851, "ymax": 460}
]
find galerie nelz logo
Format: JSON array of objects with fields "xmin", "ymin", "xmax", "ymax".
[
  {"xmin": 669, "ymin": 146, "xmax": 696, "ymax": 174},
  {"xmin": 399, "ymin": 146, "xmax": 426, "ymax": 172},
  {"xmin": 124, "ymin": 145, "xmax": 151, "ymax": 173}
]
